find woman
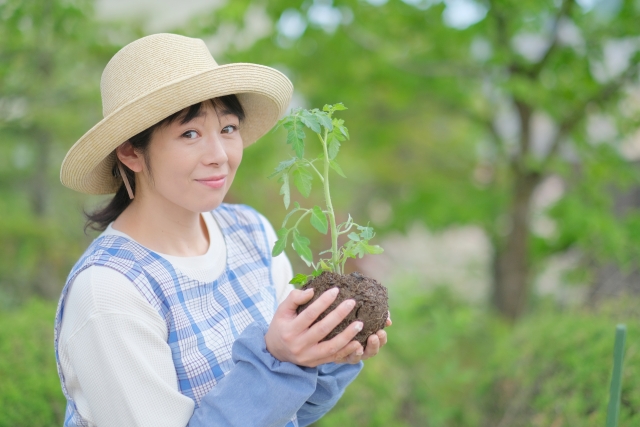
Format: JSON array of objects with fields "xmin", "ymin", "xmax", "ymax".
[{"xmin": 54, "ymin": 33, "xmax": 390, "ymax": 427}]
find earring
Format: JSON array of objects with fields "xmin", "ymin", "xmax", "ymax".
[{"xmin": 116, "ymin": 159, "xmax": 135, "ymax": 200}]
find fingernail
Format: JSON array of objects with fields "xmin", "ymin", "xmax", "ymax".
[
  {"xmin": 304, "ymin": 288, "xmax": 313, "ymax": 294},
  {"xmin": 356, "ymin": 349, "xmax": 364, "ymax": 356},
  {"xmin": 330, "ymin": 287, "xmax": 339, "ymax": 296},
  {"xmin": 354, "ymin": 321, "xmax": 363, "ymax": 332},
  {"xmin": 345, "ymin": 299, "xmax": 356, "ymax": 308}
]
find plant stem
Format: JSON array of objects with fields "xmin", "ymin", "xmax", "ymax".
[
  {"xmin": 319, "ymin": 131, "xmax": 340, "ymax": 273},
  {"xmin": 306, "ymin": 160, "xmax": 325, "ymax": 183}
]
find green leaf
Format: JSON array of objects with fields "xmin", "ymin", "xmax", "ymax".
[
  {"xmin": 317, "ymin": 113, "xmax": 333, "ymax": 131},
  {"xmin": 323, "ymin": 103, "xmax": 347, "ymax": 112},
  {"xmin": 272, "ymin": 228, "xmax": 288, "ymax": 256},
  {"xmin": 312, "ymin": 269, "xmax": 323, "ymax": 278},
  {"xmin": 327, "ymin": 135, "xmax": 341, "ymax": 159},
  {"xmin": 329, "ymin": 159, "xmax": 346, "ymax": 177},
  {"xmin": 292, "ymin": 167, "xmax": 313, "ymax": 197},
  {"xmin": 342, "ymin": 240, "xmax": 357, "ymax": 259},
  {"xmin": 279, "ymin": 174, "xmax": 290, "ymax": 209},
  {"xmin": 285, "ymin": 118, "xmax": 305, "ymax": 158},
  {"xmin": 272, "ymin": 237, "xmax": 287, "ymax": 257},
  {"xmin": 363, "ymin": 244, "xmax": 384, "ymax": 254},
  {"xmin": 348, "ymin": 232, "xmax": 360, "ymax": 242},
  {"xmin": 276, "ymin": 227, "xmax": 288, "ymax": 239},
  {"xmin": 339, "ymin": 125, "xmax": 349, "ymax": 139},
  {"xmin": 300, "ymin": 110, "xmax": 321, "ymax": 134},
  {"xmin": 269, "ymin": 158, "xmax": 297, "ymax": 178},
  {"xmin": 310, "ymin": 205, "xmax": 328, "ymax": 234},
  {"xmin": 355, "ymin": 242, "xmax": 367, "ymax": 258},
  {"xmin": 289, "ymin": 273, "xmax": 309, "ymax": 286},
  {"xmin": 358, "ymin": 225, "xmax": 375, "ymax": 240},
  {"xmin": 292, "ymin": 231, "xmax": 313, "ymax": 264}
]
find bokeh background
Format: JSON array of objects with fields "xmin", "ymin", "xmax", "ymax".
[{"xmin": 1, "ymin": 0, "xmax": 640, "ymax": 425}]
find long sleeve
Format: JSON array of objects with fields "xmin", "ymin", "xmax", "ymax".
[
  {"xmin": 257, "ymin": 213, "xmax": 364, "ymax": 426},
  {"xmin": 190, "ymin": 322, "xmax": 318, "ymax": 427},
  {"xmin": 296, "ymin": 362, "xmax": 363, "ymax": 427}
]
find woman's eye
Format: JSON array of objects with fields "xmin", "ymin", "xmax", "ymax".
[
  {"xmin": 222, "ymin": 125, "xmax": 238, "ymax": 134},
  {"xmin": 183, "ymin": 130, "xmax": 198, "ymax": 139}
]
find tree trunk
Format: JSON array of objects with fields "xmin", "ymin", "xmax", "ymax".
[{"xmin": 492, "ymin": 172, "xmax": 540, "ymax": 320}]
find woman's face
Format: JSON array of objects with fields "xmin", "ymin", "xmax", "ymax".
[{"xmin": 137, "ymin": 101, "xmax": 243, "ymax": 213}]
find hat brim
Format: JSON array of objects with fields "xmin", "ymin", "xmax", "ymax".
[{"xmin": 60, "ymin": 63, "xmax": 292, "ymax": 195}]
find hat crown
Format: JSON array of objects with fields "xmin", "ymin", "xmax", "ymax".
[{"xmin": 100, "ymin": 34, "xmax": 217, "ymax": 117}]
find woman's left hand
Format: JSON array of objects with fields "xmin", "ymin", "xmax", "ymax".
[{"xmin": 336, "ymin": 313, "xmax": 392, "ymax": 364}]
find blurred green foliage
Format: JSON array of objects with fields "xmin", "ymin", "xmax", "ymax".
[
  {"xmin": 319, "ymin": 285, "xmax": 640, "ymax": 427},
  {"xmin": 2, "ymin": 0, "xmax": 640, "ymax": 424},
  {"xmin": 0, "ymin": 299, "xmax": 65, "ymax": 426},
  {"xmin": 1, "ymin": 287, "xmax": 637, "ymax": 426}
]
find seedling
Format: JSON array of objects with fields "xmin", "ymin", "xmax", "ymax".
[
  {"xmin": 270, "ymin": 103, "xmax": 384, "ymax": 283},
  {"xmin": 270, "ymin": 103, "xmax": 388, "ymax": 348}
]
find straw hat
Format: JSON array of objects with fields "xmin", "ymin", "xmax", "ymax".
[{"xmin": 60, "ymin": 33, "xmax": 293, "ymax": 195}]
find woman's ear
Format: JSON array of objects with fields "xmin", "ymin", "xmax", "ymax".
[{"xmin": 116, "ymin": 141, "xmax": 144, "ymax": 173}]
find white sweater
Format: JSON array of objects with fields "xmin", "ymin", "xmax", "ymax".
[{"xmin": 58, "ymin": 211, "xmax": 294, "ymax": 426}]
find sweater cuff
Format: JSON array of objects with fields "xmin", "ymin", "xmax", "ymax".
[
  {"xmin": 192, "ymin": 322, "xmax": 318, "ymax": 427},
  {"xmin": 232, "ymin": 321, "xmax": 318, "ymax": 377}
]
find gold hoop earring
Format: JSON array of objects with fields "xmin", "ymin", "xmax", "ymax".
[{"xmin": 116, "ymin": 159, "xmax": 135, "ymax": 200}]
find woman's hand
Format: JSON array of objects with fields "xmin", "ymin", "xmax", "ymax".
[
  {"xmin": 265, "ymin": 287, "xmax": 365, "ymax": 368},
  {"xmin": 336, "ymin": 313, "xmax": 392, "ymax": 365}
]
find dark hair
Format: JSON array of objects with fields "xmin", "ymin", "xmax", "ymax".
[{"xmin": 84, "ymin": 94, "xmax": 246, "ymax": 233}]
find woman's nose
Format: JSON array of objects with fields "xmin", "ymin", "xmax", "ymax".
[{"xmin": 202, "ymin": 133, "xmax": 229, "ymax": 166}]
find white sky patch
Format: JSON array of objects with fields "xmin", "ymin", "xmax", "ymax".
[
  {"xmin": 365, "ymin": 0, "xmax": 389, "ymax": 6},
  {"xmin": 307, "ymin": 1, "xmax": 342, "ymax": 34},
  {"xmin": 511, "ymin": 32, "xmax": 548, "ymax": 62},
  {"xmin": 402, "ymin": 0, "xmax": 442, "ymax": 10},
  {"xmin": 277, "ymin": 9, "xmax": 307, "ymax": 39},
  {"xmin": 557, "ymin": 18, "xmax": 585, "ymax": 53},
  {"xmin": 442, "ymin": 0, "xmax": 487, "ymax": 30},
  {"xmin": 575, "ymin": 0, "xmax": 599, "ymax": 11},
  {"xmin": 586, "ymin": 113, "xmax": 617, "ymax": 145},
  {"xmin": 590, "ymin": 38, "xmax": 640, "ymax": 83}
]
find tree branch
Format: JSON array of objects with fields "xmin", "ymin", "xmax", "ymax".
[
  {"xmin": 527, "ymin": 0, "xmax": 575, "ymax": 79},
  {"xmin": 540, "ymin": 66, "xmax": 638, "ymax": 170},
  {"xmin": 487, "ymin": 0, "xmax": 510, "ymax": 53}
]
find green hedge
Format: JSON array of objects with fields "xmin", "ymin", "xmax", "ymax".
[
  {"xmin": 1, "ymin": 288, "xmax": 638, "ymax": 426},
  {"xmin": 317, "ymin": 287, "xmax": 640, "ymax": 427},
  {"xmin": 0, "ymin": 299, "xmax": 65, "ymax": 427}
]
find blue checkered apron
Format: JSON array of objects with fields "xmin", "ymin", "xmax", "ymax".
[{"xmin": 53, "ymin": 204, "xmax": 297, "ymax": 427}]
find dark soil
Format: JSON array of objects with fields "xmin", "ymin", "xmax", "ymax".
[{"xmin": 296, "ymin": 271, "xmax": 389, "ymax": 349}]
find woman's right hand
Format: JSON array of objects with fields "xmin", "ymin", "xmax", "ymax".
[{"xmin": 265, "ymin": 287, "xmax": 363, "ymax": 368}]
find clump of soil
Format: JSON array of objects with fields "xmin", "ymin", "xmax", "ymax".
[{"xmin": 296, "ymin": 271, "xmax": 389, "ymax": 349}]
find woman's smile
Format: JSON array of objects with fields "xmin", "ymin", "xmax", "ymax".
[{"xmin": 195, "ymin": 175, "xmax": 227, "ymax": 189}]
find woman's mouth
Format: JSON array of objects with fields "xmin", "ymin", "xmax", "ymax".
[{"xmin": 196, "ymin": 175, "xmax": 227, "ymax": 189}]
